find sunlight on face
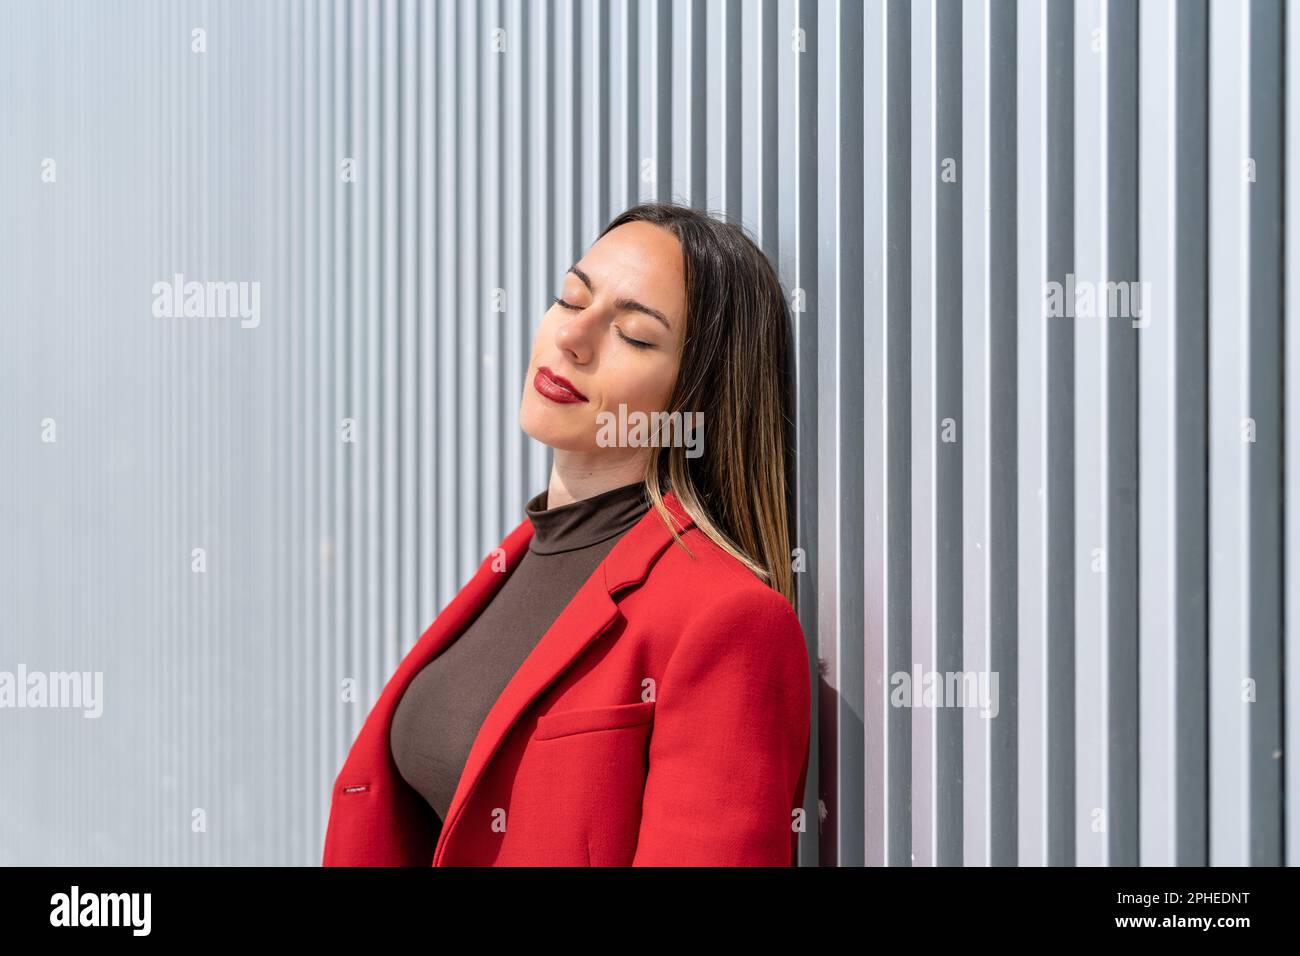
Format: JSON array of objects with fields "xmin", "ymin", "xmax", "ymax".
[{"xmin": 519, "ymin": 221, "xmax": 687, "ymax": 456}]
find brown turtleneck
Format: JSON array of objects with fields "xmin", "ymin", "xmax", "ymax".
[{"xmin": 389, "ymin": 480, "xmax": 651, "ymax": 823}]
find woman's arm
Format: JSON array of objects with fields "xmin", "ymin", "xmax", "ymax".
[{"xmin": 631, "ymin": 589, "xmax": 812, "ymax": 866}]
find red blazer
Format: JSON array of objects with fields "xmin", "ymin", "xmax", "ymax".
[{"xmin": 322, "ymin": 489, "xmax": 812, "ymax": 866}]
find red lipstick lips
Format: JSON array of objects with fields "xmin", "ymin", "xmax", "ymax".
[{"xmin": 534, "ymin": 366, "xmax": 588, "ymax": 404}]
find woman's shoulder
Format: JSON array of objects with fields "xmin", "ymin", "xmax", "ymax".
[
  {"xmin": 641, "ymin": 522, "xmax": 801, "ymax": 630},
  {"xmin": 622, "ymin": 524, "xmax": 808, "ymax": 691}
]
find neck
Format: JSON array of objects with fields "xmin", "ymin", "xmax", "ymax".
[{"xmin": 546, "ymin": 449, "xmax": 649, "ymax": 508}]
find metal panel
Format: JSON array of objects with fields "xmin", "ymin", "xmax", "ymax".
[
  {"xmin": 1287, "ymin": 0, "xmax": 1300, "ymax": 869},
  {"xmin": 1015, "ymin": 0, "xmax": 1077, "ymax": 868},
  {"xmin": 961, "ymin": 0, "xmax": 1017, "ymax": 868},
  {"xmin": 1207, "ymin": 0, "xmax": 1284, "ymax": 866},
  {"xmin": 1074, "ymin": 0, "xmax": 1139, "ymax": 868},
  {"xmin": 910, "ymin": 0, "xmax": 963, "ymax": 870},
  {"xmin": 0, "ymin": 0, "xmax": 1295, "ymax": 867},
  {"xmin": 1137, "ymin": 0, "xmax": 1209, "ymax": 867}
]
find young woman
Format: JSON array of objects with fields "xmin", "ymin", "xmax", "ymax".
[{"xmin": 323, "ymin": 202, "xmax": 811, "ymax": 867}]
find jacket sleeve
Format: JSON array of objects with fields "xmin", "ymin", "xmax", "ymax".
[{"xmin": 631, "ymin": 588, "xmax": 812, "ymax": 866}]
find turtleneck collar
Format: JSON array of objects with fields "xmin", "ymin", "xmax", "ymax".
[{"xmin": 524, "ymin": 481, "xmax": 650, "ymax": 555}]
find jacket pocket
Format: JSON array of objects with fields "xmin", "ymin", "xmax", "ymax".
[{"xmin": 532, "ymin": 699, "xmax": 656, "ymax": 741}]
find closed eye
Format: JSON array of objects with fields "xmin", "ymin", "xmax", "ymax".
[
  {"xmin": 552, "ymin": 296, "xmax": 655, "ymax": 350},
  {"xmin": 615, "ymin": 327, "xmax": 653, "ymax": 350}
]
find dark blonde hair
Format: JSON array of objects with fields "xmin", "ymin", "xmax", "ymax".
[{"xmin": 597, "ymin": 202, "xmax": 797, "ymax": 611}]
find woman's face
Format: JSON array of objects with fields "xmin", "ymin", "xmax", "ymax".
[{"xmin": 519, "ymin": 221, "xmax": 687, "ymax": 454}]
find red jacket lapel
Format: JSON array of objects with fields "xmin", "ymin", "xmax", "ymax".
[
  {"xmin": 321, "ymin": 513, "xmax": 534, "ymax": 865},
  {"xmin": 433, "ymin": 491, "xmax": 695, "ymax": 864},
  {"xmin": 323, "ymin": 490, "xmax": 695, "ymax": 866}
]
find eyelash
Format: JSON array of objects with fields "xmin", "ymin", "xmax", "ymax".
[{"xmin": 551, "ymin": 295, "xmax": 654, "ymax": 350}]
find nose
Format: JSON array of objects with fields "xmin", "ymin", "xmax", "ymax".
[{"xmin": 553, "ymin": 303, "xmax": 604, "ymax": 365}]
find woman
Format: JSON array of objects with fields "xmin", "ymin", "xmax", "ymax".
[{"xmin": 322, "ymin": 202, "xmax": 811, "ymax": 867}]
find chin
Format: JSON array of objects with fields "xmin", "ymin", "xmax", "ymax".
[
  {"xmin": 523, "ymin": 430, "xmax": 597, "ymax": 453},
  {"xmin": 519, "ymin": 403, "xmax": 592, "ymax": 451}
]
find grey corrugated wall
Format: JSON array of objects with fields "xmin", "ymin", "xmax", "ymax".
[{"xmin": 0, "ymin": 0, "xmax": 1295, "ymax": 867}]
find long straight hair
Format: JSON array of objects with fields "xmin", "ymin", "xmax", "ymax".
[{"xmin": 597, "ymin": 202, "xmax": 798, "ymax": 611}]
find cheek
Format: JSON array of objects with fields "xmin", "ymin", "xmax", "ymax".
[
  {"xmin": 600, "ymin": 354, "xmax": 676, "ymax": 413},
  {"xmin": 526, "ymin": 319, "xmax": 551, "ymax": 365},
  {"xmin": 536, "ymin": 306, "xmax": 567, "ymax": 342}
]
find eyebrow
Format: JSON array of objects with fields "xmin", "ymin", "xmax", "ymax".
[{"xmin": 567, "ymin": 264, "xmax": 672, "ymax": 332}]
